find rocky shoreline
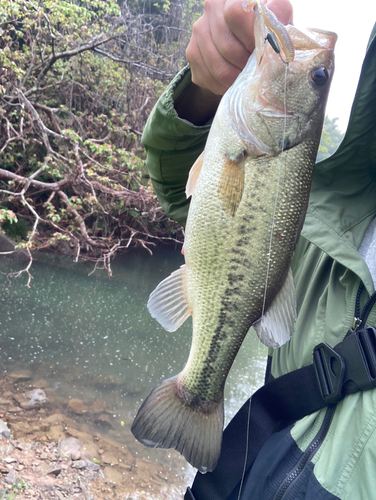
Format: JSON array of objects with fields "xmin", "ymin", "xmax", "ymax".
[{"xmin": 0, "ymin": 370, "xmax": 190, "ymax": 499}]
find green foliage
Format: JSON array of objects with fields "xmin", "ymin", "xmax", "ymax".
[
  {"xmin": 317, "ymin": 116, "xmax": 345, "ymax": 162},
  {"xmin": 0, "ymin": 477, "xmax": 29, "ymax": 499},
  {"xmin": 2, "ymin": 218, "xmax": 29, "ymax": 241},
  {"xmin": 0, "ymin": 0, "xmax": 190, "ymax": 258}
]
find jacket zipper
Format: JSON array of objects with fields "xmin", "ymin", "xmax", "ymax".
[
  {"xmin": 272, "ymin": 281, "xmax": 376, "ymax": 500},
  {"xmin": 352, "ymin": 282, "xmax": 376, "ymax": 332},
  {"xmin": 272, "ymin": 405, "xmax": 336, "ymax": 500}
]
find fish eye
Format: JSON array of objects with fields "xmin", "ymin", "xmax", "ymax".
[{"xmin": 310, "ymin": 66, "xmax": 329, "ymax": 86}]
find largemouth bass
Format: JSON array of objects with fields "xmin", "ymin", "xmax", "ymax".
[{"xmin": 132, "ymin": 5, "xmax": 337, "ymax": 472}]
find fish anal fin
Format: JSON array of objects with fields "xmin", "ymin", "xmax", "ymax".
[
  {"xmin": 131, "ymin": 375, "xmax": 224, "ymax": 472},
  {"xmin": 253, "ymin": 267, "xmax": 296, "ymax": 348},
  {"xmin": 186, "ymin": 151, "xmax": 205, "ymax": 198},
  {"xmin": 147, "ymin": 265, "xmax": 191, "ymax": 332},
  {"xmin": 218, "ymin": 151, "xmax": 245, "ymax": 217}
]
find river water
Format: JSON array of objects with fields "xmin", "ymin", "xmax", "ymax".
[{"xmin": 0, "ymin": 247, "xmax": 267, "ymax": 497}]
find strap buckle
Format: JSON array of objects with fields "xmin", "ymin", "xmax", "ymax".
[
  {"xmin": 313, "ymin": 343, "xmax": 345, "ymax": 404},
  {"xmin": 313, "ymin": 327, "xmax": 376, "ymax": 404}
]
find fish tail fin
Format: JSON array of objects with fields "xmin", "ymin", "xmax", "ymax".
[{"xmin": 131, "ymin": 375, "xmax": 224, "ymax": 472}]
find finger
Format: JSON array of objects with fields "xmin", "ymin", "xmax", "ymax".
[
  {"xmin": 187, "ymin": 35, "xmax": 230, "ymax": 95},
  {"xmin": 187, "ymin": 19, "xmax": 241, "ymax": 94},
  {"xmin": 224, "ymin": 0, "xmax": 257, "ymax": 53},
  {"xmin": 224, "ymin": 0, "xmax": 293, "ymax": 53},
  {"xmin": 205, "ymin": 0, "xmax": 251, "ymax": 70},
  {"xmin": 265, "ymin": 0, "xmax": 293, "ymax": 25}
]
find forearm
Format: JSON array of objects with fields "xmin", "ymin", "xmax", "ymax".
[{"xmin": 142, "ymin": 67, "xmax": 212, "ymax": 226}]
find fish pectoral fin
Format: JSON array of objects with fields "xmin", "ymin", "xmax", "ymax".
[
  {"xmin": 186, "ymin": 151, "xmax": 205, "ymax": 198},
  {"xmin": 218, "ymin": 152, "xmax": 245, "ymax": 217},
  {"xmin": 253, "ymin": 267, "xmax": 296, "ymax": 348},
  {"xmin": 147, "ymin": 264, "xmax": 191, "ymax": 332}
]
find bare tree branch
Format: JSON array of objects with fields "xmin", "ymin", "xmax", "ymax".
[
  {"xmin": 0, "ymin": 169, "xmax": 71, "ymax": 192},
  {"xmin": 37, "ymin": 33, "xmax": 120, "ymax": 84}
]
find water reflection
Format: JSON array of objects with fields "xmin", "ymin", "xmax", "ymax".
[{"xmin": 0, "ymin": 247, "xmax": 267, "ymax": 496}]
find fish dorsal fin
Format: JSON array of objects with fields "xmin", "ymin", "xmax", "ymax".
[
  {"xmin": 186, "ymin": 151, "xmax": 205, "ymax": 198},
  {"xmin": 147, "ymin": 265, "xmax": 192, "ymax": 332},
  {"xmin": 218, "ymin": 152, "xmax": 245, "ymax": 217},
  {"xmin": 253, "ymin": 268, "xmax": 296, "ymax": 348}
]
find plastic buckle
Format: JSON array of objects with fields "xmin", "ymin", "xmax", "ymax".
[
  {"xmin": 340, "ymin": 326, "xmax": 376, "ymax": 391},
  {"xmin": 313, "ymin": 327, "xmax": 376, "ymax": 405},
  {"xmin": 313, "ymin": 343, "xmax": 345, "ymax": 404}
]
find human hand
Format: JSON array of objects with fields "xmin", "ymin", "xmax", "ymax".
[{"xmin": 186, "ymin": 0, "xmax": 293, "ymax": 95}]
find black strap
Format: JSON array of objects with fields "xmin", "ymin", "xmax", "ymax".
[{"xmin": 186, "ymin": 324, "xmax": 376, "ymax": 500}]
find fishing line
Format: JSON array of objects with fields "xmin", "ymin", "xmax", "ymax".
[
  {"xmin": 261, "ymin": 62, "xmax": 289, "ymax": 319},
  {"xmin": 237, "ymin": 62, "xmax": 289, "ymax": 500}
]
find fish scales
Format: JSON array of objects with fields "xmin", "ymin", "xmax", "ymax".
[
  {"xmin": 182, "ymin": 140, "xmax": 318, "ymax": 404},
  {"xmin": 132, "ymin": 5, "xmax": 337, "ymax": 473}
]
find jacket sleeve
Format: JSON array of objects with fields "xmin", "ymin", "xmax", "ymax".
[{"xmin": 142, "ymin": 66, "xmax": 212, "ymax": 227}]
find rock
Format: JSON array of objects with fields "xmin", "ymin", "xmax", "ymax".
[
  {"xmin": 7, "ymin": 421, "xmax": 31, "ymax": 437},
  {"xmin": 7, "ymin": 406, "xmax": 23, "ymax": 413},
  {"xmin": 85, "ymin": 460, "xmax": 100, "ymax": 472},
  {"xmin": 58, "ymin": 437, "xmax": 83, "ymax": 460},
  {"xmin": 42, "ymin": 413, "xmax": 77, "ymax": 429},
  {"xmin": 71, "ymin": 459, "xmax": 87, "ymax": 469},
  {"xmin": 0, "ymin": 443, "xmax": 13, "ymax": 456},
  {"xmin": 67, "ymin": 398, "xmax": 89, "ymax": 415},
  {"xmin": 94, "ymin": 414, "xmax": 112, "ymax": 428},
  {"xmin": 5, "ymin": 468, "xmax": 18, "ymax": 485},
  {"xmin": 46, "ymin": 466, "xmax": 61, "ymax": 476},
  {"xmin": 18, "ymin": 389, "xmax": 48, "ymax": 410},
  {"xmin": 47, "ymin": 424, "xmax": 65, "ymax": 441},
  {"xmin": 14, "ymin": 442, "xmax": 32, "ymax": 451},
  {"xmin": 13, "ymin": 394, "xmax": 26, "ymax": 405},
  {"xmin": 8, "ymin": 370, "xmax": 31, "ymax": 382},
  {"xmin": 33, "ymin": 379, "xmax": 49, "ymax": 389},
  {"xmin": 3, "ymin": 457, "xmax": 17, "ymax": 464},
  {"xmin": 0, "ymin": 397, "xmax": 12, "ymax": 406},
  {"xmin": 43, "ymin": 413, "xmax": 66, "ymax": 425},
  {"xmin": 101, "ymin": 454, "xmax": 118, "ymax": 466},
  {"xmin": 82, "ymin": 442, "xmax": 100, "ymax": 462},
  {"xmin": 99, "ymin": 438, "xmax": 133, "ymax": 463},
  {"xmin": 89, "ymin": 399, "xmax": 107, "ymax": 414},
  {"xmin": 0, "ymin": 418, "xmax": 10, "ymax": 439},
  {"xmin": 103, "ymin": 467, "xmax": 123, "ymax": 484},
  {"xmin": 0, "ymin": 234, "xmax": 29, "ymax": 260}
]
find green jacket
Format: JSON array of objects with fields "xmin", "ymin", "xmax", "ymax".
[{"xmin": 143, "ymin": 24, "xmax": 376, "ymax": 500}]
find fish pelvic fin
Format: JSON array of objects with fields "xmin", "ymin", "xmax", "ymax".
[
  {"xmin": 253, "ymin": 267, "xmax": 296, "ymax": 348},
  {"xmin": 131, "ymin": 375, "xmax": 224, "ymax": 472},
  {"xmin": 147, "ymin": 265, "xmax": 191, "ymax": 332},
  {"xmin": 186, "ymin": 151, "xmax": 204, "ymax": 198},
  {"xmin": 218, "ymin": 151, "xmax": 245, "ymax": 217}
]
